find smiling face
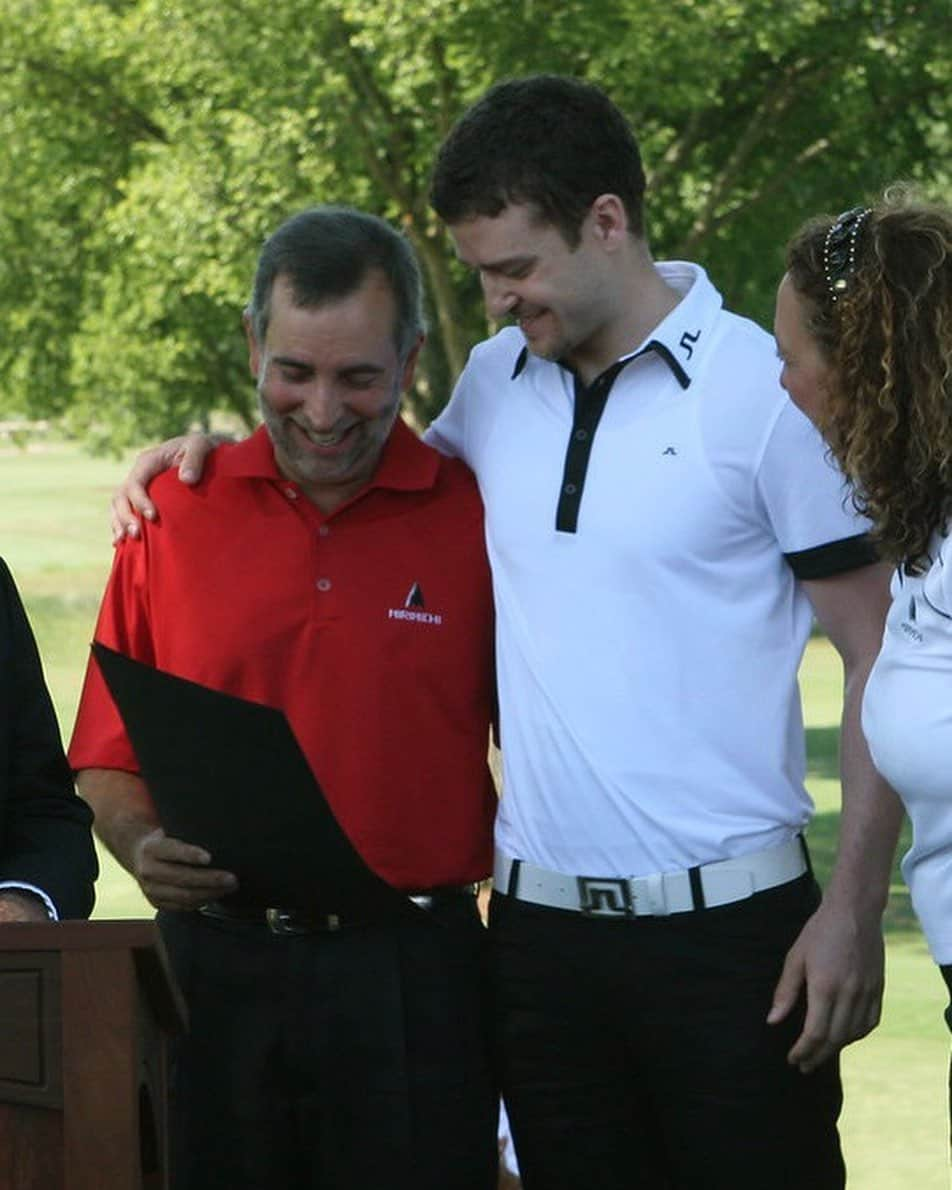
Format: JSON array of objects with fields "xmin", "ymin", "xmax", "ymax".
[
  {"xmin": 447, "ymin": 201, "xmax": 621, "ymax": 375},
  {"xmin": 773, "ymin": 272, "xmax": 834, "ymax": 425},
  {"xmin": 248, "ymin": 272, "xmax": 420, "ymax": 512}
]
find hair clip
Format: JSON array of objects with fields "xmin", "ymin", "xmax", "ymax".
[{"xmin": 823, "ymin": 206, "xmax": 871, "ymax": 302}]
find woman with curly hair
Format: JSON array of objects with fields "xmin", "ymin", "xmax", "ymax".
[{"xmin": 776, "ymin": 185, "xmax": 952, "ymax": 1108}]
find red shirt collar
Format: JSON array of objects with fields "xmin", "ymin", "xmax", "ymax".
[{"xmin": 214, "ymin": 417, "xmax": 439, "ymax": 496}]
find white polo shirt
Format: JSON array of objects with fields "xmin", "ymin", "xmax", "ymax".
[
  {"xmin": 426, "ymin": 262, "xmax": 874, "ymax": 877},
  {"xmin": 862, "ymin": 530, "xmax": 952, "ymax": 963}
]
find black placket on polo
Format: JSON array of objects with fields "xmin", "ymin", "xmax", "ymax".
[{"xmin": 551, "ymin": 340, "xmax": 691, "ymax": 535}]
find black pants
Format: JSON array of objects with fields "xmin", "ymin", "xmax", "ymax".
[
  {"xmin": 490, "ymin": 873, "xmax": 844, "ymax": 1189},
  {"xmin": 158, "ymin": 896, "xmax": 497, "ymax": 1190}
]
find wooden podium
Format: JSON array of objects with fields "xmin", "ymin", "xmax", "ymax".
[{"xmin": 0, "ymin": 920, "xmax": 186, "ymax": 1190}]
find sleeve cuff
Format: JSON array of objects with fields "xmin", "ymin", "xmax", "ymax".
[{"xmin": 784, "ymin": 533, "xmax": 879, "ymax": 581}]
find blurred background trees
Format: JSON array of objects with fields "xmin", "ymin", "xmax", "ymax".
[{"xmin": 1, "ymin": 0, "xmax": 948, "ymax": 449}]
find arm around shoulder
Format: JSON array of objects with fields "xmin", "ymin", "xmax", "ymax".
[{"xmin": 111, "ymin": 431, "xmax": 233, "ymax": 542}]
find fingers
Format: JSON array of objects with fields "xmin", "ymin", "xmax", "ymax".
[
  {"xmin": 176, "ymin": 432, "xmax": 220, "ymax": 483},
  {"xmin": 787, "ymin": 1000, "xmax": 855, "ymax": 1074},
  {"xmin": 766, "ymin": 948, "xmax": 802, "ymax": 1028},
  {"xmin": 110, "ymin": 433, "xmax": 230, "ymax": 543},
  {"xmin": 111, "ymin": 478, "xmax": 156, "ymax": 543},
  {"xmin": 766, "ymin": 899, "xmax": 889, "ymax": 1074},
  {"xmin": 854, "ymin": 986, "xmax": 882, "ymax": 1039},
  {"xmin": 766, "ymin": 947, "xmax": 834, "ymax": 1073},
  {"xmin": 795, "ymin": 977, "xmax": 881, "ymax": 1073},
  {"xmin": 110, "ymin": 443, "xmax": 176, "ymax": 543},
  {"xmin": 785, "ymin": 987, "xmax": 836, "ymax": 1073},
  {"xmin": 142, "ymin": 876, "xmax": 237, "ymax": 912},
  {"xmin": 140, "ymin": 830, "xmax": 212, "ymax": 867},
  {"xmin": 770, "ymin": 959, "xmax": 883, "ymax": 1074},
  {"xmin": 110, "ymin": 437, "xmax": 193, "ymax": 543},
  {"xmin": 134, "ymin": 828, "xmax": 238, "ymax": 911}
]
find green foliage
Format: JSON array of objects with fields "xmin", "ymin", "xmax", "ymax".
[{"xmin": 0, "ymin": 0, "xmax": 948, "ymax": 448}]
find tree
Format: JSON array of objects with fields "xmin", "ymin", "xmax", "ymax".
[{"xmin": 0, "ymin": 0, "xmax": 947, "ymax": 449}]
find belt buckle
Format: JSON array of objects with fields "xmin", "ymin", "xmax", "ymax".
[
  {"xmin": 266, "ymin": 908, "xmax": 329, "ymax": 935},
  {"xmin": 577, "ymin": 876, "xmax": 634, "ymax": 918}
]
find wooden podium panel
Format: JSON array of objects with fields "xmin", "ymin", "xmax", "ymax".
[{"xmin": 0, "ymin": 920, "xmax": 185, "ymax": 1190}]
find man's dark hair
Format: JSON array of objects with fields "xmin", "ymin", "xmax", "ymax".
[
  {"xmin": 248, "ymin": 206, "xmax": 424, "ymax": 356},
  {"xmin": 430, "ymin": 75, "xmax": 646, "ymax": 247}
]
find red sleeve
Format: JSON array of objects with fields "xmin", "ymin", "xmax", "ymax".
[{"xmin": 67, "ymin": 535, "xmax": 156, "ymax": 774}]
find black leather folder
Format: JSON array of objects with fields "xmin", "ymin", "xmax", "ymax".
[{"xmin": 91, "ymin": 642, "xmax": 420, "ymax": 920}]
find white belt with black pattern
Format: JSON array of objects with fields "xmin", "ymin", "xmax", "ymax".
[{"xmin": 493, "ymin": 837, "xmax": 809, "ymax": 918}]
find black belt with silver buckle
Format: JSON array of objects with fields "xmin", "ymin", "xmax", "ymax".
[{"xmin": 198, "ymin": 884, "xmax": 478, "ymax": 935}]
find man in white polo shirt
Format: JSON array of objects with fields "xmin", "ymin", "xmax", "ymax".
[
  {"xmin": 112, "ymin": 78, "xmax": 902, "ymax": 1190},
  {"xmin": 424, "ymin": 76, "xmax": 901, "ymax": 1190}
]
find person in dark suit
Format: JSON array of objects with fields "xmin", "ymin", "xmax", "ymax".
[{"xmin": 0, "ymin": 556, "xmax": 97, "ymax": 922}]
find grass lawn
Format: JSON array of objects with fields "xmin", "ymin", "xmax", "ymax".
[{"xmin": 2, "ymin": 440, "xmax": 948, "ymax": 1185}]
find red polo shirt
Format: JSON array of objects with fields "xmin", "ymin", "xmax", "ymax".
[{"xmin": 69, "ymin": 420, "xmax": 496, "ymax": 888}]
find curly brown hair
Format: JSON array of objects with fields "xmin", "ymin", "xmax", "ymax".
[{"xmin": 785, "ymin": 185, "xmax": 952, "ymax": 570}]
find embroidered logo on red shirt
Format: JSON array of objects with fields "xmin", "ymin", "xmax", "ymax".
[{"xmin": 388, "ymin": 583, "xmax": 443, "ymax": 625}]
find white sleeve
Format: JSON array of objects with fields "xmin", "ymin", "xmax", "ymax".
[
  {"xmin": 423, "ymin": 369, "xmax": 470, "ymax": 462},
  {"xmin": 927, "ymin": 528, "xmax": 952, "ymax": 612},
  {"xmin": 424, "ymin": 326, "xmax": 523, "ymax": 469},
  {"xmin": 756, "ymin": 399, "xmax": 876, "ymax": 578}
]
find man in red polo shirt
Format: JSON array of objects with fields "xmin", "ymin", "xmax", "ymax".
[{"xmin": 69, "ymin": 207, "xmax": 498, "ymax": 1190}]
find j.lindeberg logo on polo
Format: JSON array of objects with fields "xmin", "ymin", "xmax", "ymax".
[
  {"xmin": 388, "ymin": 582, "xmax": 443, "ymax": 625},
  {"xmin": 678, "ymin": 329, "xmax": 701, "ymax": 359}
]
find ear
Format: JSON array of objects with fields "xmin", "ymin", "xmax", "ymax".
[
  {"xmin": 588, "ymin": 194, "xmax": 630, "ymax": 249},
  {"xmin": 400, "ymin": 335, "xmax": 425, "ymax": 390},
  {"xmin": 243, "ymin": 309, "xmax": 261, "ymax": 379}
]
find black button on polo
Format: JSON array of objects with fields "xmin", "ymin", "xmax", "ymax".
[
  {"xmin": 549, "ymin": 339, "xmax": 692, "ymax": 535},
  {"xmin": 555, "ymin": 360, "xmax": 628, "ymax": 534}
]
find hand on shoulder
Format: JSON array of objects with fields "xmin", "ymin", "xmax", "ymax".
[{"xmin": 110, "ymin": 432, "xmax": 233, "ymax": 543}]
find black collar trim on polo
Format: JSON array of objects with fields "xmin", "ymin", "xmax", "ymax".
[
  {"xmin": 548, "ymin": 341, "xmax": 692, "ymax": 535},
  {"xmin": 641, "ymin": 340, "xmax": 691, "ymax": 391},
  {"xmin": 510, "ymin": 338, "xmax": 691, "ymax": 390}
]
